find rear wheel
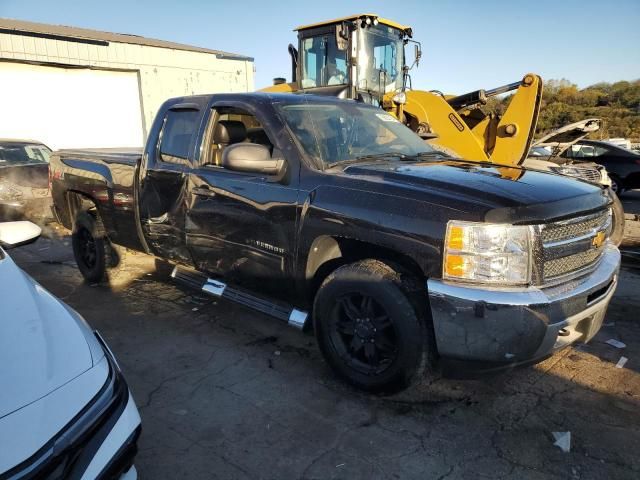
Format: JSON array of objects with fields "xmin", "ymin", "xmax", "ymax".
[
  {"xmin": 72, "ymin": 211, "xmax": 125, "ymax": 283},
  {"xmin": 313, "ymin": 259, "xmax": 433, "ymax": 393}
]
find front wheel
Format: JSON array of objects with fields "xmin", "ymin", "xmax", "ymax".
[{"xmin": 313, "ymin": 259, "xmax": 433, "ymax": 393}]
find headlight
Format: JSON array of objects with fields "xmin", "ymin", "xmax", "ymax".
[
  {"xmin": 443, "ymin": 221, "xmax": 532, "ymax": 285},
  {"xmin": 392, "ymin": 92, "xmax": 407, "ymax": 105}
]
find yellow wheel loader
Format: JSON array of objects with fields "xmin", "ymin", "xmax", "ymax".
[{"xmin": 261, "ymin": 13, "xmax": 543, "ymax": 169}]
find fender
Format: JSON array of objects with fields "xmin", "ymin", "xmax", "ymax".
[{"xmin": 296, "ymin": 185, "xmax": 446, "ymax": 296}]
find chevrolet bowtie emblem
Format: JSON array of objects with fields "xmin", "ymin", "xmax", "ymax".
[{"xmin": 592, "ymin": 230, "xmax": 606, "ymax": 249}]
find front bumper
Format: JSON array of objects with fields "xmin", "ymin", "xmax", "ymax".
[
  {"xmin": 427, "ymin": 244, "xmax": 620, "ymax": 376},
  {"xmin": 1, "ymin": 338, "xmax": 141, "ymax": 480}
]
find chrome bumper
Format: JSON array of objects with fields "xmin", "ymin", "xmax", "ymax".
[{"xmin": 427, "ymin": 244, "xmax": 620, "ymax": 370}]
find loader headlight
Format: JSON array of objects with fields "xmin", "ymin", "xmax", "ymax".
[
  {"xmin": 392, "ymin": 92, "xmax": 407, "ymax": 105},
  {"xmin": 443, "ymin": 221, "xmax": 532, "ymax": 285}
]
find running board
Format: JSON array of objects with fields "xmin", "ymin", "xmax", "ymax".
[{"xmin": 170, "ymin": 265, "xmax": 308, "ymax": 329}]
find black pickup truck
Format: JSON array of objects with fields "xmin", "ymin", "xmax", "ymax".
[{"xmin": 50, "ymin": 93, "xmax": 620, "ymax": 392}]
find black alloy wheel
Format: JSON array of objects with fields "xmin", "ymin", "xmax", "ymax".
[{"xmin": 329, "ymin": 293, "xmax": 399, "ymax": 376}]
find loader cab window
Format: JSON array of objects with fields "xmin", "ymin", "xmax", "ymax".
[
  {"xmin": 203, "ymin": 107, "xmax": 276, "ymax": 168},
  {"xmin": 357, "ymin": 25, "xmax": 404, "ymax": 95},
  {"xmin": 300, "ymin": 34, "xmax": 348, "ymax": 88},
  {"xmin": 158, "ymin": 110, "xmax": 200, "ymax": 165}
]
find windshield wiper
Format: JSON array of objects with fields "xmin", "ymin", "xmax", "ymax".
[
  {"xmin": 328, "ymin": 153, "xmax": 409, "ymax": 167},
  {"xmin": 412, "ymin": 151, "xmax": 452, "ymax": 159}
]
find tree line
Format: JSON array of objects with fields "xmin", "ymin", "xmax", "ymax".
[{"xmin": 489, "ymin": 79, "xmax": 640, "ymax": 141}]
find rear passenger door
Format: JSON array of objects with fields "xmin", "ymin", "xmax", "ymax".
[
  {"xmin": 185, "ymin": 102, "xmax": 300, "ymax": 296},
  {"xmin": 138, "ymin": 104, "xmax": 202, "ymax": 262}
]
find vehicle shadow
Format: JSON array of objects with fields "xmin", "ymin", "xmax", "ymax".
[{"xmin": 9, "ymin": 229, "xmax": 640, "ymax": 480}]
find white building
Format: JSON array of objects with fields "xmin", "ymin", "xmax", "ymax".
[{"xmin": 0, "ymin": 19, "xmax": 254, "ymax": 149}]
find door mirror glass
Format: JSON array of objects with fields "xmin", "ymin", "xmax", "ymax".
[
  {"xmin": 222, "ymin": 143, "xmax": 285, "ymax": 175},
  {"xmin": 0, "ymin": 221, "xmax": 41, "ymax": 249}
]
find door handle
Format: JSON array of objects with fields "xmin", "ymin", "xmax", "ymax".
[{"xmin": 193, "ymin": 185, "xmax": 216, "ymax": 197}]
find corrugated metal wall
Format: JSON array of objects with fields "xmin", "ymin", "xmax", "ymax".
[{"xmin": 0, "ymin": 31, "xmax": 254, "ymax": 143}]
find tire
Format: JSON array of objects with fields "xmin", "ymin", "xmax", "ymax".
[
  {"xmin": 313, "ymin": 259, "xmax": 433, "ymax": 393},
  {"xmin": 609, "ymin": 189, "xmax": 625, "ymax": 247},
  {"xmin": 609, "ymin": 174, "xmax": 623, "ymax": 196},
  {"xmin": 72, "ymin": 211, "xmax": 125, "ymax": 283}
]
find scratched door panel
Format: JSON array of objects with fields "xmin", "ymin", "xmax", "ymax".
[{"xmin": 186, "ymin": 169, "xmax": 298, "ymax": 295}]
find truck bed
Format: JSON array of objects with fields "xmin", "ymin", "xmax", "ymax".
[
  {"xmin": 50, "ymin": 147, "xmax": 144, "ymax": 250},
  {"xmin": 54, "ymin": 147, "xmax": 142, "ymax": 164}
]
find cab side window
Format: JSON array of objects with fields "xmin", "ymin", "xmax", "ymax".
[
  {"xmin": 204, "ymin": 107, "xmax": 276, "ymax": 168},
  {"xmin": 159, "ymin": 110, "xmax": 200, "ymax": 165}
]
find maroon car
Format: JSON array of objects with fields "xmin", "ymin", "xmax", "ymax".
[{"xmin": 0, "ymin": 139, "xmax": 52, "ymax": 221}]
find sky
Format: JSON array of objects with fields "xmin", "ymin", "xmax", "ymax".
[{"xmin": 1, "ymin": 0, "xmax": 639, "ymax": 94}]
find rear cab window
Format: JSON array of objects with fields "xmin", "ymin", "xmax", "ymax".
[{"xmin": 158, "ymin": 110, "xmax": 201, "ymax": 165}]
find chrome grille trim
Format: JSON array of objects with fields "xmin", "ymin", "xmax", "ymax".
[{"xmin": 540, "ymin": 209, "xmax": 612, "ymax": 282}]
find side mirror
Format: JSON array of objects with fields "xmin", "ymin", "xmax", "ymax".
[
  {"xmin": 414, "ymin": 44, "xmax": 422, "ymax": 66},
  {"xmin": 335, "ymin": 22, "xmax": 349, "ymax": 51},
  {"xmin": 222, "ymin": 143, "xmax": 285, "ymax": 175},
  {"xmin": 0, "ymin": 221, "xmax": 42, "ymax": 249}
]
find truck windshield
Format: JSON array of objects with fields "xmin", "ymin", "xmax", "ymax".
[
  {"xmin": 300, "ymin": 34, "xmax": 348, "ymax": 89},
  {"xmin": 0, "ymin": 142, "xmax": 51, "ymax": 166},
  {"xmin": 357, "ymin": 25, "xmax": 404, "ymax": 95},
  {"xmin": 278, "ymin": 102, "xmax": 439, "ymax": 167}
]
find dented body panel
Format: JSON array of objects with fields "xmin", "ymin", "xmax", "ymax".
[{"xmin": 50, "ymin": 93, "xmax": 619, "ymax": 375}]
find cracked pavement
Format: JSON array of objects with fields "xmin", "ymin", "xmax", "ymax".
[{"xmin": 9, "ymin": 220, "xmax": 640, "ymax": 480}]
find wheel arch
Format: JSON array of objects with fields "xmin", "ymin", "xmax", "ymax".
[
  {"xmin": 305, "ymin": 235, "xmax": 427, "ymax": 302},
  {"xmin": 64, "ymin": 190, "xmax": 100, "ymax": 230}
]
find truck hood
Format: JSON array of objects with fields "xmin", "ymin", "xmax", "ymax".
[
  {"xmin": 0, "ymin": 252, "xmax": 101, "ymax": 419},
  {"xmin": 343, "ymin": 160, "xmax": 609, "ymax": 222}
]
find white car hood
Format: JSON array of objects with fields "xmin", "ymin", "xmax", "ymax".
[{"xmin": 0, "ymin": 251, "xmax": 101, "ymax": 418}]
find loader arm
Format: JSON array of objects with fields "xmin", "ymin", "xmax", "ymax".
[
  {"xmin": 391, "ymin": 74, "xmax": 542, "ymax": 170},
  {"xmin": 395, "ymin": 89, "xmax": 490, "ymax": 161},
  {"xmin": 483, "ymin": 74, "xmax": 543, "ymax": 165}
]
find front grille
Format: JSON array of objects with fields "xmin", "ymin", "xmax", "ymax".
[
  {"xmin": 557, "ymin": 165, "xmax": 602, "ymax": 184},
  {"xmin": 541, "ymin": 210, "xmax": 610, "ymax": 244},
  {"xmin": 541, "ymin": 209, "xmax": 611, "ymax": 282},
  {"xmin": 543, "ymin": 248, "xmax": 603, "ymax": 278}
]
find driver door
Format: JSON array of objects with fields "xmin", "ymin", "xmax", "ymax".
[{"xmin": 185, "ymin": 102, "xmax": 300, "ymax": 296}]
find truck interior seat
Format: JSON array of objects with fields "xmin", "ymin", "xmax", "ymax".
[{"xmin": 210, "ymin": 120, "xmax": 247, "ymax": 166}]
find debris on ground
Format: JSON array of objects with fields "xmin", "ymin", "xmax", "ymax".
[
  {"xmin": 616, "ymin": 356, "xmax": 629, "ymax": 368},
  {"xmin": 606, "ymin": 339, "xmax": 627, "ymax": 349},
  {"xmin": 552, "ymin": 431, "xmax": 571, "ymax": 453}
]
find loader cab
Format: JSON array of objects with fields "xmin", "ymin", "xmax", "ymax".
[{"xmin": 294, "ymin": 14, "xmax": 413, "ymax": 105}]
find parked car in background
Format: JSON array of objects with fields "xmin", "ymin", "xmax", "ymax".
[
  {"xmin": 524, "ymin": 119, "xmax": 625, "ymax": 246},
  {"xmin": 0, "ymin": 221, "xmax": 141, "ymax": 479},
  {"xmin": 0, "ymin": 139, "xmax": 53, "ymax": 222},
  {"xmin": 561, "ymin": 139, "xmax": 640, "ymax": 194}
]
